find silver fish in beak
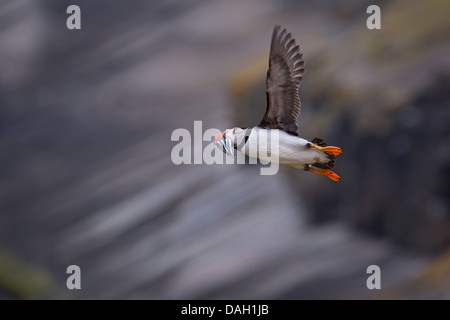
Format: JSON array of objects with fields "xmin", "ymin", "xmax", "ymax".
[{"xmin": 214, "ymin": 130, "xmax": 234, "ymax": 157}]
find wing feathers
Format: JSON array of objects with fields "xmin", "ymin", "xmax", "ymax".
[{"xmin": 259, "ymin": 25, "xmax": 304, "ymax": 136}]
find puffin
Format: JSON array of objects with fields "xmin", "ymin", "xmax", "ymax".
[{"xmin": 214, "ymin": 25, "xmax": 342, "ymax": 182}]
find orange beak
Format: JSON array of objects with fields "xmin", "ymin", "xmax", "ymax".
[{"xmin": 214, "ymin": 130, "xmax": 226, "ymax": 142}]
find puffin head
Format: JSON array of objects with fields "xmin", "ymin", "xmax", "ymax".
[{"xmin": 214, "ymin": 127, "xmax": 247, "ymax": 156}]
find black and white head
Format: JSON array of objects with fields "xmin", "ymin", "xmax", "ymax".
[{"xmin": 214, "ymin": 127, "xmax": 248, "ymax": 156}]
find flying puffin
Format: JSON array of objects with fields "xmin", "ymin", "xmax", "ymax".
[{"xmin": 214, "ymin": 25, "xmax": 342, "ymax": 181}]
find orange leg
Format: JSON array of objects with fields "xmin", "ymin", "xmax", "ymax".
[
  {"xmin": 306, "ymin": 166, "xmax": 340, "ymax": 182},
  {"xmin": 310, "ymin": 144, "xmax": 342, "ymax": 156}
]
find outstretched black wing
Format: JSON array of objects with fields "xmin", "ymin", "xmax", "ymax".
[{"xmin": 259, "ymin": 25, "xmax": 304, "ymax": 136}]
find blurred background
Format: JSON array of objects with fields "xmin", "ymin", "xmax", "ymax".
[{"xmin": 0, "ymin": 0, "xmax": 449, "ymax": 299}]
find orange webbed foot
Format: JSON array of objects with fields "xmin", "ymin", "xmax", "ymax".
[
  {"xmin": 306, "ymin": 166, "xmax": 340, "ymax": 182},
  {"xmin": 310, "ymin": 144, "xmax": 342, "ymax": 156}
]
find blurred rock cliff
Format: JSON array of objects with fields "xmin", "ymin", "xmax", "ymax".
[{"xmin": 0, "ymin": 0, "xmax": 449, "ymax": 299}]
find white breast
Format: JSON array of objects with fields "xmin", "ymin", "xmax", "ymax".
[{"xmin": 242, "ymin": 127, "xmax": 328, "ymax": 166}]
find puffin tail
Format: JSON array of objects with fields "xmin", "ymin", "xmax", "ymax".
[
  {"xmin": 310, "ymin": 137, "xmax": 341, "ymax": 170},
  {"xmin": 304, "ymin": 137, "xmax": 342, "ymax": 182}
]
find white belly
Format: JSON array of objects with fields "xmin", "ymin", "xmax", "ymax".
[{"xmin": 242, "ymin": 128, "xmax": 329, "ymax": 167}]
